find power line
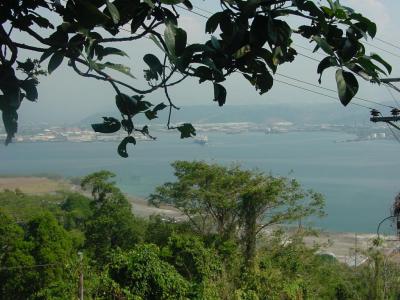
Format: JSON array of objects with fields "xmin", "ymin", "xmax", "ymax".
[
  {"xmin": 386, "ymin": 122, "xmax": 400, "ymax": 144},
  {"xmin": 276, "ymin": 73, "xmax": 395, "ymax": 109},
  {"xmin": 376, "ymin": 38, "xmax": 400, "ymax": 52},
  {"xmin": 274, "ymin": 79, "xmax": 373, "ymax": 110},
  {"xmin": 364, "ymin": 42, "xmax": 400, "ymax": 59},
  {"xmin": 385, "ymin": 85, "xmax": 400, "ymax": 107},
  {"xmin": 192, "ymin": 4, "xmax": 214, "ymax": 15},
  {"xmin": 292, "ymin": 43, "xmax": 325, "ymax": 57},
  {"xmin": 296, "ymin": 52, "xmax": 320, "ymax": 62},
  {"xmin": 176, "ymin": 4, "xmax": 208, "ymax": 18}
]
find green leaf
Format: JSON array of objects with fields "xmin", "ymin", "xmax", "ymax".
[
  {"xmin": 370, "ymin": 53, "xmax": 392, "ymax": 74},
  {"xmin": 149, "ymin": 34, "xmax": 166, "ymax": 52},
  {"xmin": 210, "ymin": 36, "xmax": 220, "ymax": 50},
  {"xmin": 160, "ymin": 0, "xmax": 185, "ymax": 4},
  {"xmin": 40, "ymin": 48, "xmax": 56, "ymax": 63},
  {"xmin": 100, "ymin": 62, "xmax": 136, "ymax": 78},
  {"xmin": 356, "ymin": 56, "xmax": 385, "ymax": 76},
  {"xmin": 115, "ymin": 93, "xmax": 140, "ymax": 116},
  {"xmin": 267, "ymin": 16, "xmax": 278, "ymax": 45},
  {"xmin": 121, "ymin": 118, "xmax": 133, "ymax": 134},
  {"xmin": 31, "ymin": 15, "xmax": 54, "ymax": 29},
  {"xmin": 250, "ymin": 15, "xmax": 268, "ymax": 48},
  {"xmin": 312, "ymin": 36, "xmax": 334, "ymax": 56},
  {"xmin": 349, "ymin": 13, "xmax": 376, "ymax": 38},
  {"xmin": 338, "ymin": 39, "xmax": 359, "ymax": 62},
  {"xmin": 205, "ymin": 12, "xmax": 223, "ymax": 34},
  {"xmin": 153, "ymin": 102, "xmax": 167, "ymax": 112},
  {"xmin": 46, "ymin": 29, "xmax": 68, "ymax": 47},
  {"xmin": 130, "ymin": 4, "xmax": 149, "ymax": 33},
  {"xmin": 118, "ymin": 136, "xmax": 136, "ymax": 158},
  {"xmin": 17, "ymin": 59, "xmax": 35, "ymax": 73},
  {"xmin": 233, "ymin": 45, "xmax": 251, "ymax": 60},
  {"xmin": 48, "ymin": 50, "xmax": 64, "ymax": 74},
  {"xmin": 99, "ymin": 47, "xmax": 128, "ymax": 59},
  {"xmin": 177, "ymin": 123, "xmax": 196, "ymax": 138},
  {"xmin": 143, "ymin": 54, "xmax": 163, "ymax": 75},
  {"xmin": 19, "ymin": 79, "xmax": 38, "ymax": 101},
  {"xmin": 106, "ymin": 0, "xmax": 120, "ymax": 24},
  {"xmin": 2, "ymin": 109, "xmax": 18, "ymax": 145},
  {"xmin": 255, "ymin": 71, "xmax": 273, "ymax": 94},
  {"xmin": 164, "ymin": 23, "xmax": 187, "ymax": 57},
  {"xmin": 143, "ymin": 0, "xmax": 155, "ymax": 8},
  {"xmin": 91, "ymin": 117, "xmax": 121, "ymax": 133},
  {"xmin": 317, "ymin": 56, "xmax": 337, "ymax": 83},
  {"xmin": 182, "ymin": 0, "xmax": 193, "ymax": 10},
  {"xmin": 145, "ymin": 110, "xmax": 157, "ymax": 120},
  {"xmin": 213, "ymin": 83, "xmax": 227, "ymax": 106},
  {"xmin": 335, "ymin": 69, "xmax": 359, "ymax": 106}
]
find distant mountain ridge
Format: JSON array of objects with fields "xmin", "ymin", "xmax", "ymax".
[{"xmin": 79, "ymin": 102, "xmax": 381, "ymax": 128}]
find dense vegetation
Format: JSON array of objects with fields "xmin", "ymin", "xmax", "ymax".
[{"xmin": 0, "ymin": 163, "xmax": 399, "ymax": 299}]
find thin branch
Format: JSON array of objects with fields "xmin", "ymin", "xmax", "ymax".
[
  {"xmin": 73, "ymin": 57, "xmax": 177, "ymax": 95},
  {"xmin": 20, "ymin": 26, "xmax": 51, "ymax": 45},
  {"xmin": 98, "ymin": 20, "xmax": 162, "ymax": 43},
  {"xmin": 14, "ymin": 42, "xmax": 47, "ymax": 52},
  {"xmin": 255, "ymin": 220, "xmax": 281, "ymax": 235},
  {"xmin": 0, "ymin": 25, "xmax": 18, "ymax": 65},
  {"xmin": 162, "ymin": 55, "xmax": 179, "ymax": 129},
  {"xmin": 148, "ymin": 29, "xmax": 169, "ymax": 54},
  {"xmin": 165, "ymin": 74, "xmax": 189, "ymax": 87}
]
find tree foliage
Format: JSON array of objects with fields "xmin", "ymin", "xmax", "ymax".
[
  {"xmin": 0, "ymin": 170, "xmax": 400, "ymax": 299},
  {"xmin": 0, "ymin": 0, "xmax": 391, "ymax": 155},
  {"xmin": 150, "ymin": 160, "xmax": 325, "ymax": 267},
  {"xmin": 108, "ymin": 244, "xmax": 190, "ymax": 299},
  {"xmin": 81, "ymin": 170, "xmax": 144, "ymax": 263}
]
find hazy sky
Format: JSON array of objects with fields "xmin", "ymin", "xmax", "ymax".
[{"xmin": 16, "ymin": 0, "xmax": 400, "ymax": 124}]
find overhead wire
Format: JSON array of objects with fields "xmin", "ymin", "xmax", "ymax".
[
  {"xmin": 274, "ymin": 79, "xmax": 373, "ymax": 110},
  {"xmin": 296, "ymin": 52, "xmax": 320, "ymax": 62},
  {"xmin": 276, "ymin": 73, "xmax": 395, "ymax": 109},
  {"xmin": 292, "ymin": 43, "xmax": 325, "ymax": 57},
  {"xmin": 386, "ymin": 123, "xmax": 400, "ymax": 144},
  {"xmin": 385, "ymin": 85, "xmax": 400, "ymax": 107},
  {"xmin": 363, "ymin": 42, "xmax": 400, "ymax": 59},
  {"xmin": 375, "ymin": 38, "xmax": 400, "ymax": 52},
  {"xmin": 191, "ymin": 4, "xmax": 214, "ymax": 15}
]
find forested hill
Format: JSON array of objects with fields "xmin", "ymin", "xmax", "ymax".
[{"xmin": 1, "ymin": 168, "xmax": 400, "ymax": 299}]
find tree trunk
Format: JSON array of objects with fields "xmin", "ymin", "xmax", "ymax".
[{"xmin": 242, "ymin": 198, "xmax": 257, "ymax": 270}]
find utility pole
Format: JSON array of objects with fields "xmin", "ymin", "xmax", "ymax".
[
  {"xmin": 380, "ymin": 78, "xmax": 400, "ymax": 93},
  {"xmin": 381, "ymin": 78, "xmax": 400, "ymax": 83},
  {"xmin": 78, "ymin": 252, "xmax": 83, "ymax": 300},
  {"xmin": 370, "ymin": 109, "xmax": 400, "ymax": 130}
]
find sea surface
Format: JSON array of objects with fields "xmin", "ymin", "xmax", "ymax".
[{"xmin": 1, "ymin": 131, "xmax": 399, "ymax": 234}]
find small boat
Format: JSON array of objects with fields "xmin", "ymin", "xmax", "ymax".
[{"xmin": 193, "ymin": 135, "xmax": 208, "ymax": 145}]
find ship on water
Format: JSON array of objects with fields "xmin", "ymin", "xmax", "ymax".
[{"xmin": 193, "ymin": 135, "xmax": 208, "ymax": 145}]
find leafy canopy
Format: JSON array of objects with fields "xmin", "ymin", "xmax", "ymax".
[
  {"xmin": 0, "ymin": 0, "xmax": 391, "ymax": 155},
  {"xmin": 150, "ymin": 160, "xmax": 325, "ymax": 266}
]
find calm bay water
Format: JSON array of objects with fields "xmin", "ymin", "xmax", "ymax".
[{"xmin": 1, "ymin": 131, "xmax": 399, "ymax": 233}]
